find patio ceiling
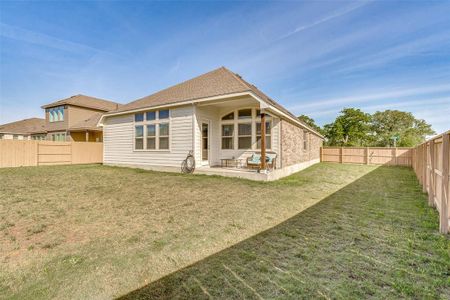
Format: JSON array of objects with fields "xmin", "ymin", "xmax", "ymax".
[{"xmin": 196, "ymin": 95, "xmax": 260, "ymax": 109}]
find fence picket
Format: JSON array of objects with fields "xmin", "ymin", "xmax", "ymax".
[
  {"xmin": 320, "ymin": 130, "xmax": 450, "ymax": 233},
  {"xmin": 0, "ymin": 140, "xmax": 103, "ymax": 168}
]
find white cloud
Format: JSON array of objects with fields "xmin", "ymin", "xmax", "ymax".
[
  {"xmin": 278, "ymin": 1, "xmax": 370, "ymax": 40},
  {"xmin": 302, "ymin": 96, "xmax": 450, "ymax": 117},
  {"xmin": 334, "ymin": 32, "xmax": 450, "ymax": 74},
  {"xmin": 0, "ymin": 22, "xmax": 108, "ymax": 55},
  {"xmin": 290, "ymin": 84, "xmax": 450, "ymax": 111}
]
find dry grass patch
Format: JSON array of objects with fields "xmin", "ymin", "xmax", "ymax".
[{"xmin": 1, "ymin": 163, "xmax": 447, "ymax": 299}]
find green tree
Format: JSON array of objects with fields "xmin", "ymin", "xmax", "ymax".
[
  {"xmin": 298, "ymin": 114, "xmax": 322, "ymax": 133},
  {"xmin": 323, "ymin": 108, "xmax": 372, "ymax": 146},
  {"xmin": 371, "ymin": 110, "xmax": 435, "ymax": 147}
]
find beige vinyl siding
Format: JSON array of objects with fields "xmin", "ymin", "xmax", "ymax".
[{"xmin": 103, "ymin": 105, "xmax": 193, "ymax": 167}]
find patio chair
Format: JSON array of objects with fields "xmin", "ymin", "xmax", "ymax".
[{"xmin": 247, "ymin": 152, "xmax": 277, "ymax": 170}]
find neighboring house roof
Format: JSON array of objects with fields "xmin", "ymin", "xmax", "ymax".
[
  {"xmin": 103, "ymin": 67, "xmax": 322, "ymax": 138},
  {"xmin": 0, "ymin": 118, "xmax": 46, "ymax": 135},
  {"xmin": 69, "ymin": 112, "xmax": 103, "ymax": 131},
  {"xmin": 41, "ymin": 94, "xmax": 121, "ymax": 112}
]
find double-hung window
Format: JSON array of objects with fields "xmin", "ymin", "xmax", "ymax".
[
  {"xmin": 146, "ymin": 111, "xmax": 156, "ymax": 121},
  {"xmin": 159, "ymin": 110, "xmax": 169, "ymax": 120},
  {"xmin": 221, "ymin": 112, "xmax": 235, "ymax": 150},
  {"xmin": 238, "ymin": 123, "xmax": 252, "ymax": 149},
  {"xmin": 135, "ymin": 113, "xmax": 144, "ymax": 122},
  {"xmin": 135, "ymin": 126, "xmax": 144, "ymax": 149},
  {"xmin": 159, "ymin": 123, "xmax": 169, "ymax": 149},
  {"xmin": 146, "ymin": 125, "xmax": 156, "ymax": 149},
  {"xmin": 237, "ymin": 109, "xmax": 252, "ymax": 150},
  {"xmin": 134, "ymin": 109, "xmax": 170, "ymax": 150},
  {"xmin": 221, "ymin": 124, "xmax": 234, "ymax": 149}
]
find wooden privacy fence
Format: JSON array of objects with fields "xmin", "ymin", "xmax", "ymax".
[
  {"xmin": 321, "ymin": 147, "xmax": 413, "ymax": 166},
  {"xmin": 321, "ymin": 131, "xmax": 450, "ymax": 233},
  {"xmin": 0, "ymin": 140, "xmax": 103, "ymax": 168},
  {"xmin": 412, "ymin": 131, "xmax": 450, "ymax": 233}
]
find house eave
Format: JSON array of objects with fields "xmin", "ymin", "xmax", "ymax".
[
  {"xmin": 97, "ymin": 91, "xmax": 324, "ymax": 139},
  {"xmin": 97, "ymin": 92, "xmax": 252, "ymax": 127},
  {"xmin": 248, "ymin": 92, "xmax": 324, "ymax": 139}
]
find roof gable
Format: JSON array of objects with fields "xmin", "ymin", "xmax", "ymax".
[
  {"xmin": 113, "ymin": 67, "xmax": 251, "ymax": 113},
  {"xmin": 69, "ymin": 113, "xmax": 103, "ymax": 131},
  {"xmin": 105, "ymin": 66, "xmax": 322, "ymax": 137}
]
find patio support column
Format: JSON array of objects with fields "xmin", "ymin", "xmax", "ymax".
[
  {"xmin": 261, "ymin": 112, "xmax": 266, "ymax": 170},
  {"xmin": 85, "ymin": 131, "xmax": 89, "ymax": 142}
]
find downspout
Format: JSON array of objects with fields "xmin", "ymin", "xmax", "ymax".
[
  {"xmin": 191, "ymin": 103, "xmax": 196, "ymax": 161},
  {"xmin": 261, "ymin": 111, "xmax": 266, "ymax": 171},
  {"xmin": 279, "ymin": 120, "xmax": 283, "ymax": 169}
]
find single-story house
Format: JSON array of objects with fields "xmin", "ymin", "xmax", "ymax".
[
  {"xmin": 0, "ymin": 118, "xmax": 47, "ymax": 140},
  {"xmin": 99, "ymin": 67, "xmax": 323, "ymax": 180}
]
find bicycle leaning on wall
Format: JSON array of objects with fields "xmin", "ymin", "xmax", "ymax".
[{"xmin": 181, "ymin": 150, "xmax": 195, "ymax": 173}]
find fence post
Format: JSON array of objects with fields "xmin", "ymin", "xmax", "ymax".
[
  {"xmin": 320, "ymin": 147, "xmax": 323, "ymax": 162},
  {"xmin": 70, "ymin": 142, "xmax": 73, "ymax": 164},
  {"xmin": 428, "ymin": 140, "xmax": 435, "ymax": 207},
  {"xmin": 365, "ymin": 147, "xmax": 369, "ymax": 165},
  {"xmin": 394, "ymin": 147, "xmax": 397, "ymax": 165},
  {"xmin": 34, "ymin": 141, "xmax": 38, "ymax": 166},
  {"xmin": 340, "ymin": 147, "xmax": 343, "ymax": 163},
  {"xmin": 440, "ymin": 133, "xmax": 449, "ymax": 233},
  {"xmin": 37, "ymin": 141, "xmax": 40, "ymax": 166},
  {"xmin": 418, "ymin": 147, "xmax": 422, "ymax": 184},
  {"xmin": 422, "ymin": 144, "xmax": 427, "ymax": 193}
]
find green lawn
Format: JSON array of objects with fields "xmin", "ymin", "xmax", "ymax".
[{"xmin": 0, "ymin": 163, "xmax": 448, "ymax": 299}]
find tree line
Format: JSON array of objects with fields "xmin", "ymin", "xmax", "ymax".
[{"xmin": 298, "ymin": 108, "xmax": 435, "ymax": 147}]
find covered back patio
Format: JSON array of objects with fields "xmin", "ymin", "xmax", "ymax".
[{"xmin": 193, "ymin": 94, "xmax": 280, "ymax": 174}]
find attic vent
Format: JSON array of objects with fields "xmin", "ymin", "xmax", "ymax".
[{"xmin": 235, "ymin": 73, "xmax": 242, "ymax": 78}]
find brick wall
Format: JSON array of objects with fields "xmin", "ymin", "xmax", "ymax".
[{"xmin": 280, "ymin": 120, "xmax": 323, "ymax": 167}]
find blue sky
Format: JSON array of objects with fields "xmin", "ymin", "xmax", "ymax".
[{"xmin": 1, "ymin": 1, "xmax": 449, "ymax": 132}]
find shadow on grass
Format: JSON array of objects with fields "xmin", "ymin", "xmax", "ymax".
[{"xmin": 117, "ymin": 166, "xmax": 449, "ymax": 299}]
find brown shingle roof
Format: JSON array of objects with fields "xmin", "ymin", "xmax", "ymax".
[
  {"xmin": 108, "ymin": 67, "xmax": 322, "ymax": 137},
  {"xmin": 113, "ymin": 67, "xmax": 250, "ymax": 113},
  {"xmin": 41, "ymin": 94, "xmax": 121, "ymax": 112},
  {"xmin": 0, "ymin": 118, "xmax": 46, "ymax": 134},
  {"xmin": 69, "ymin": 113, "xmax": 103, "ymax": 131}
]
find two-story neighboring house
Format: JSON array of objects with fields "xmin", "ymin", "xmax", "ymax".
[{"xmin": 41, "ymin": 94, "xmax": 121, "ymax": 142}]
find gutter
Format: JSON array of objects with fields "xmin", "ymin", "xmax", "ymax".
[
  {"xmin": 97, "ymin": 92, "xmax": 251, "ymax": 126},
  {"xmin": 248, "ymin": 92, "xmax": 324, "ymax": 139},
  {"xmin": 97, "ymin": 91, "xmax": 324, "ymax": 139}
]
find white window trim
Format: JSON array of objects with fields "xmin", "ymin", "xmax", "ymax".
[
  {"xmin": 133, "ymin": 109, "xmax": 171, "ymax": 152},
  {"xmin": 237, "ymin": 122, "xmax": 252, "ymax": 150},
  {"xmin": 221, "ymin": 123, "xmax": 234, "ymax": 150},
  {"xmin": 220, "ymin": 108, "xmax": 272, "ymax": 151}
]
